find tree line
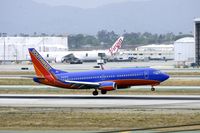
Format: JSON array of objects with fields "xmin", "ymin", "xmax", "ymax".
[
  {"xmin": 68, "ymin": 30, "xmax": 193, "ymax": 50},
  {"xmin": 0, "ymin": 30, "xmax": 193, "ymax": 50}
]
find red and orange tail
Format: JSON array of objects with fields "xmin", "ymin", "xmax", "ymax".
[{"xmin": 28, "ymin": 48, "xmax": 54, "ymax": 78}]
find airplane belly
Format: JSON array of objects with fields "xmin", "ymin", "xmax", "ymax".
[{"xmin": 113, "ymin": 79, "xmax": 160, "ymax": 87}]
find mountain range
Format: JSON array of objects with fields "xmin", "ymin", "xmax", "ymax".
[{"xmin": 0, "ymin": 0, "xmax": 199, "ymax": 35}]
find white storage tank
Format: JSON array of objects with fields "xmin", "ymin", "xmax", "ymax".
[{"xmin": 174, "ymin": 37, "xmax": 195, "ymax": 64}]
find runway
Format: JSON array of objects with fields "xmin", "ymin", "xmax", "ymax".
[{"xmin": 0, "ymin": 94, "xmax": 200, "ymax": 109}]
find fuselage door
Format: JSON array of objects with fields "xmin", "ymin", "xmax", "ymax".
[
  {"xmin": 101, "ymin": 73, "xmax": 106, "ymax": 81},
  {"xmin": 144, "ymin": 70, "xmax": 149, "ymax": 79},
  {"xmin": 65, "ymin": 76, "xmax": 69, "ymax": 80}
]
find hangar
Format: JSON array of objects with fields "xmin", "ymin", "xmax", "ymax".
[
  {"xmin": 0, "ymin": 37, "xmax": 68, "ymax": 62},
  {"xmin": 174, "ymin": 37, "xmax": 195, "ymax": 65}
]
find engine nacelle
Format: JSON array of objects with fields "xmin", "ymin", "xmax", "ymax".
[{"xmin": 98, "ymin": 81, "xmax": 117, "ymax": 91}]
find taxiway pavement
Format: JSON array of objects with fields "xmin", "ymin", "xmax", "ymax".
[
  {"xmin": 0, "ymin": 61, "xmax": 200, "ymax": 73},
  {"xmin": 0, "ymin": 94, "xmax": 200, "ymax": 109}
]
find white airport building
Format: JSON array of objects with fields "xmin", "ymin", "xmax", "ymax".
[
  {"xmin": 135, "ymin": 44, "xmax": 174, "ymax": 51},
  {"xmin": 174, "ymin": 37, "xmax": 195, "ymax": 65},
  {"xmin": 0, "ymin": 37, "xmax": 68, "ymax": 62},
  {"xmin": 114, "ymin": 44, "xmax": 174, "ymax": 61},
  {"xmin": 134, "ymin": 44, "xmax": 174, "ymax": 61}
]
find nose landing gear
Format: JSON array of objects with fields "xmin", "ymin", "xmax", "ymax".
[{"xmin": 151, "ymin": 86, "xmax": 155, "ymax": 91}]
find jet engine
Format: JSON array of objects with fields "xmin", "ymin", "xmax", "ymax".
[{"xmin": 98, "ymin": 81, "xmax": 117, "ymax": 91}]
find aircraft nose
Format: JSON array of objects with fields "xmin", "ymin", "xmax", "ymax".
[{"xmin": 161, "ymin": 73, "xmax": 169, "ymax": 82}]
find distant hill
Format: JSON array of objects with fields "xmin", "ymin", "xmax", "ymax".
[{"xmin": 0, "ymin": 0, "xmax": 199, "ymax": 35}]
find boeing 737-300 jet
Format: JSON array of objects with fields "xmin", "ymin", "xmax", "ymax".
[{"xmin": 29, "ymin": 48, "xmax": 169, "ymax": 96}]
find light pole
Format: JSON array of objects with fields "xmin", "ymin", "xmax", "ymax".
[
  {"xmin": 178, "ymin": 52, "xmax": 182, "ymax": 68},
  {"xmin": 3, "ymin": 33, "xmax": 7, "ymax": 64}
]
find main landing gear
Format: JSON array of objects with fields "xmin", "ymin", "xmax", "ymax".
[
  {"xmin": 101, "ymin": 90, "xmax": 107, "ymax": 95},
  {"xmin": 93, "ymin": 90, "xmax": 98, "ymax": 96},
  {"xmin": 92, "ymin": 90, "xmax": 107, "ymax": 96},
  {"xmin": 151, "ymin": 86, "xmax": 155, "ymax": 91}
]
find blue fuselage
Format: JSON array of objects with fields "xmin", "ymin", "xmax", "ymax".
[{"xmin": 54, "ymin": 67, "xmax": 169, "ymax": 88}]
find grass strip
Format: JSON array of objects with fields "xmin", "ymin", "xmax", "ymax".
[
  {"xmin": 1, "ymin": 78, "xmax": 200, "ymax": 86},
  {"xmin": 0, "ymin": 79, "xmax": 35, "ymax": 85},
  {"xmin": 0, "ymin": 107, "xmax": 199, "ymax": 131},
  {"xmin": 1, "ymin": 89, "xmax": 200, "ymax": 95},
  {"xmin": 167, "ymin": 72, "xmax": 200, "ymax": 76},
  {"xmin": 0, "ymin": 71, "xmax": 35, "ymax": 75}
]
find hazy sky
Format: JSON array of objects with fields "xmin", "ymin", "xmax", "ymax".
[
  {"xmin": 32, "ymin": 0, "xmax": 145, "ymax": 8},
  {"xmin": 1, "ymin": 0, "xmax": 197, "ymax": 34}
]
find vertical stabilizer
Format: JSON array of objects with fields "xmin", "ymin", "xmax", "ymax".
[
  {"xmin": 109, "ymin": 36, "xmax": 124, "ymax": 55},
  {"xmin": 28, "ymin": 48, "xmax": 54, "ymax": 77}
]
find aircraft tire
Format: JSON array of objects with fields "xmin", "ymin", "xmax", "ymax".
[
  {"xmin": 101, "ymin": 90, "xmax": 107, "ymax": 94},
  {"xmin": 151, "ymin": 87, "xmax": 155, "ymax": 91},
  {"xmin": 93, "ymin": 90, "xmax": 98, "ymax": 96}
]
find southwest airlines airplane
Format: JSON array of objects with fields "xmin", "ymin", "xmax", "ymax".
[{"xmin": 29, "ymin": 48, "xmax": 169, "ymax": 96}]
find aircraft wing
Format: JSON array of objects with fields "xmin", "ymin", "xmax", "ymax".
[{"xmin": 63, "ymin": 80, "xmax": 100, "ymax": 89}]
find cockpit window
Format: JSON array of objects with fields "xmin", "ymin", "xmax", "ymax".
[{"xmin": 153, "ymin": 71, "xmax": 162, "ymax": 75}]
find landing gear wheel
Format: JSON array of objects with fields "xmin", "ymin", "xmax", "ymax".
[
  {"xmin": 93, "ymin": 90, "xmax": 98, "ymax": 96},
  {"xmin": 101, "ymin": 90, "xmax": 107, "ymax": 95},
  {"xmin": 151, "ymin": 86, "xmax": 155, "ymax": 91}
]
